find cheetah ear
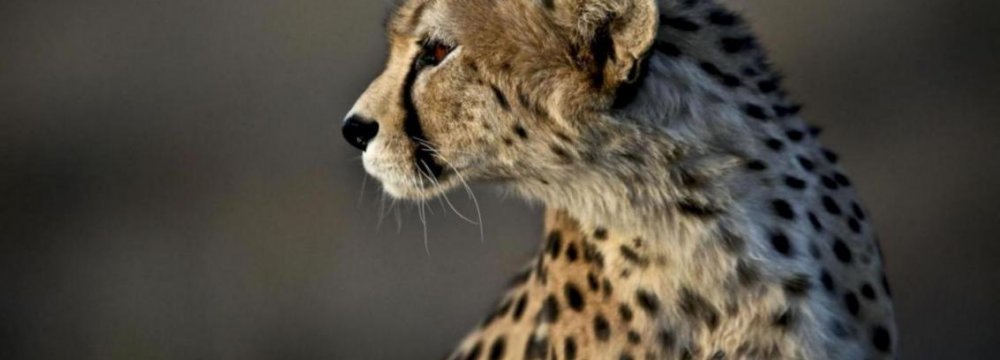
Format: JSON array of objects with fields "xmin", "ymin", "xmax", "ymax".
[{"xmin": 560, "ymin": 0, "xmax": 658, "ymax": 93}]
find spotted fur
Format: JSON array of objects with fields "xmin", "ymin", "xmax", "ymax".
[{"xmin": 344, "ymin": 0, "xmax": 896, "ymax": 359}]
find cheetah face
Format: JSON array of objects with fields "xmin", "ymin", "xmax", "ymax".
[{"xmin": 344, "ymin": 0, "xmax": 658, "ymax": 200}]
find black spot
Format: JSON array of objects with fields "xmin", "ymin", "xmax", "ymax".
[
  {"xmin": 834, "ymin": 172, "xmax": 852, "ymax": 187},
  {"xmin": 663, "ymin": 16, "xmax": 702, "ymax": 32},
  {"xmin": 746, "ymin": 160, "xmax": 768, "ymax": 171},
  {"xmin": 627, "ymin": 330, "xmax": 641, "ymax": 344},
  {"xmin": 784, "ymin": 176, "xmax": 807, "ymax": 190},
  {"xmin": 822, "ymin": 149, "xmax": 839, "ymax": 163},
  {"xmin": 618, "ymin": 303, "xmax": 634, "ymax": 323},
  {"xmin": 808, "ymin": 212, "xmax": 824, "ymax": 232},
  {"xmin": 523, "ymin": 335, "xmax": 549, "ymax": 359},
  {"xmin": 594, "ymin": 228, "xmax": 608, "ymax": 240},
  {"xmin": 721, "ymin": 74, "xmax": 743, "ymax": 87},
  {"xmin": 488, "ymin": 337, "xmax": 506, "ymax": 360},
  {"xmin": 861, "ymin": 283, "xmax": 877, "ymax": 300},
  {"xmin": 720, "ymin": 36, "xmax": 756, "ymax": 53},
  {"xmin": 820, "ymin": 270, "xmax": 835, "ymax": 292},
  {"xmin": 491, "ymin": 85, "xmax": 510, "ymax": 111},
  {"xmin": 551, "ymin": 146, "xmax": 572, "ymax": 162},
  {"xmin": 677, "ymin": 200, "xmax": 722, "ymax": 218},
  {"xmin": 797, "ymin": 156, "xmax": 816, "ymax": 172},
  {"xmin": 743, "ymin": 104, "xmax": 768, "ymax": 120},
  {"xmin": 539, "ymin": 295, "xmax": 560, "ymax": 323},
  {"xmin": 593, "ymin": 314, "xmax": 611, "ymax": 341},
  {"xmin": 602, "ymin": 278, "xmax": 614, "ymax": 298},
  {"xmin": 584, "ymin": 244, "xmax": 605, "ymax": 268},
  {"xmin": 679, "ymin": 288, "xmax": 720, "ymax": 331},
  {"xmin": 587, "ymin": 272, "xmax": 599, "ymax": 292},
  {"xmin": 765, "ymin": 138, "xmax": 785, "ymax": 151},
  {"xmin": 783, "ymin": 274, "xmax": 812, "ymax": 296},
  {"xmin": 699, "ymin": 62, "xmax": 722, "ymax": 76},
  {"xmin": 512, "ymin": 293, "xmax": 528, "ymax": 321},
  {"xmin": 773, "ymin": 105, "xmax": 792, "ymax": 117},
  {"xmin": 619, "ymin": 353, "xmax": 635, "ymax": 360},
  {"xmin": 872, "ymin": 326, "xmax": 892, "ymax": 352},
  {"xmin": 540, "ymin": 0, "xmax": 554, "ymax": 10},
  {"xmin": 773, "ymin": 308, "xmax": 795, "ymax": 328},
  {"xmin": 566, "ymin": 243, "xmax": 579, "ymax": 262},
  {"xmin": 851, "ymin": 202, "xmax": 867, "ymax": 220},
  {"xmin": 619, "ymin": 245, "xmax": 650, "ymax": 267},
  {"xmin": 654, "ymin": 40, "xmax": 683, "ymax": 57},
  {"xmin": 535, "ymin": 256, "xmax": 547, "ymax": 285},
  {"xmin": 809, "ymin": 126, "xmax": 823, "ymax": 137},
  {"xmin": 822, "ymin": 196, "xmax": 842, "ymax": 215},
  {"xmin": 465, "ymin": 341, "xmax": 482, "ymax": 360},
  {"xmin": 707, "ymin": 10, "xmax": 738, "ymax": 26},
  {"xmin": 848, "ymin": 217, "xmax": 862, "ymax": 234},
  {"xmin": 564, "ymin": 337, "xmax": 577, "ymax": 360},
  {"xmin": 547, "ymin": 231, "xmax": 563, "ymax": 259},
  {"xmin": 786, "ymin": 130, "xmax": 805, "ymax": 142},
  {"xmin": 844, "ymin": 292, "xmax": 861, "ymax": 317},
  {"xmin": 757, "ymin": 79, "xmax": 778, "ymax": 93},
  {"xmin": 832, "ymin": 238, "xmax": 853, "ymax": 264},
  {"xmin": 770, "ymin": 232, "xmax": 793, "ymax": 256},
  {"xmin": 772, "ymin": 199, "xmax": 796, "ymax": 220},
  {"xmin": 821, "ymin": 175, "xmax": 839, "ymax": 190},
  {"xmin": 636, "ymin": 289, "xmax": 661, "ymax": 315},
  {"xmin": 710, "ymin": 350, "xmax": 727, "ymax": 360},
  {"xmin": 564, "ymin": 282, "xmax": 585, "ymax": 311},
  {"xmin": 514, "ymin": 125, "xmax": 528, "ymax": 139},
  {"xmin": 657, "ymin": 329, "xmax": 676, "ymax": 351}
]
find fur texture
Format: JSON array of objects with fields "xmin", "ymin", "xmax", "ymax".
[{"xmin": 345, "ymin": 0, "xmax": 896, "ymax": 358}]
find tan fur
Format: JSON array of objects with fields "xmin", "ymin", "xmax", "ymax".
[{"xmin": 346, "ymin": 0, "xmax": 896, "ymax": 359}]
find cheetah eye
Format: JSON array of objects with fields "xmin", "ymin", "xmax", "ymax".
[{"xmin": 417, "ymin": 40, "xmax": 455, "ymax": 69}]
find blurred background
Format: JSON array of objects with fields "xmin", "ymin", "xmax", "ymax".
[{"xmin": 2, "ymin": 0, "xmax": 999, "ymax": 359}]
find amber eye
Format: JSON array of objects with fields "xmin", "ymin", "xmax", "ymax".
[{"xmin": 417, "ymin": 40, "xmax": 455, "ymax": 69}]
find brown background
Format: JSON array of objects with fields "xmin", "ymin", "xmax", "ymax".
[{"xmin": 2, "ymin": 0, "xmax": 999, "ymax": 359}]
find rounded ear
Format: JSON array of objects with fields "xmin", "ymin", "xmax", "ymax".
[{"xmin": 564, "ymin": 0, "xmax": 658, "ymax": 94}]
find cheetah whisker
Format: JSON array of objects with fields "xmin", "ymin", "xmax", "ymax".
[{"xmin": 419, "ymin": 147, "xmax": 486, "ymax": 244}]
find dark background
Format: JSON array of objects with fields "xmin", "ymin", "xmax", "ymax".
[{"xmin": 2, "ymin": 0, "xmax": 999, "ymax": 359}]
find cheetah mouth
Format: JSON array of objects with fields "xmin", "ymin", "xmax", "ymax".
[{"xmin": 375, "ymin": 167, "xmax": 460, "ymax": 200}]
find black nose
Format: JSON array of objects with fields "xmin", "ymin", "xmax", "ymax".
[{"xmin": 342, "ymin": 115, "xmax": 379, "ymax": 151}]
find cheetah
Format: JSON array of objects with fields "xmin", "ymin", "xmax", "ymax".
[{"xmin": 342, "ymin": 0, "xmax": 897, "ymax": 358}]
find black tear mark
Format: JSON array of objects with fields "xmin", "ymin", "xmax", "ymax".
[{"xmin": 402, "ymin": 53, "xmax": 445, "ymax": 178}]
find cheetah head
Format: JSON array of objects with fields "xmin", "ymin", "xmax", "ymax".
[{"xmin": 344, "ymin": 0, "xmax": 659, "ymax": 200}]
